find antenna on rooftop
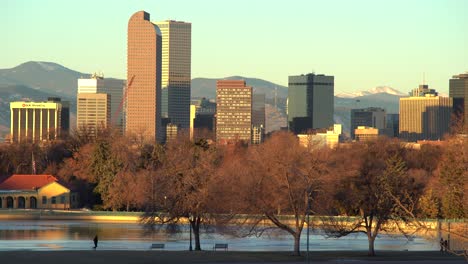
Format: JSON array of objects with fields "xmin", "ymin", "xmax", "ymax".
[{"xmin": 423, "ymin": 72, "xmax": 426, "ymax": 85}]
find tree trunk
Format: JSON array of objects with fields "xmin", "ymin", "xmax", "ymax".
[
  {"xmin": 367, "ymin": 236, "xmax": 376, "ymax": 256},
  {"xmin": 192, "ymin": 218, "xmax": 202, "ymax": 251},
  {"xmin": 293, "ymin": 233, "xmax": 301, "ymax": 256}
]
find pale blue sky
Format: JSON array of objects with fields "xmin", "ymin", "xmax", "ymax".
[{"xmin": 2, "ymin": 0, "xmax": 468, "ymax": 94}]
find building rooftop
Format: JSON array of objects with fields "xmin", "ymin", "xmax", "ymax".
[
  {"xmin": 0, "ymin": 174, "xmax": 59, "ymax": 190},
  {"xmin": 452, "ymin": 73, "xmax": 468, "ymax": 79}
]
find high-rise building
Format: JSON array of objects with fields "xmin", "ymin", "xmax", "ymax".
[
  {"xmin": 350, "ymin": 107, "xmax": 386, "ymax": 140},
  {"xmin": 191, "ymin": 98, "xmax": 216, "ymax": 141},
  {"xmin": 449, "ymin": 73, "xmax": 468, "ymax": 128},
  {"xmin": 288, "ymin": 73, "xmax": 334, "ymax": 134},
  {"xmin": 153, "ymin": 20, "xmax": 191, "ymax": 130},
  {"xmin": 399, "ymin": 85, "xmax": 452, "ymax": 142},
  {"xmin": 10, "ymin": 100, "xmax": 67, "ymax": 143},
  {"xmin": 126, "ymin": 11, "xmax": 163, "ymax": 142},
  {"xmin": 252, "ymin": 93, "xmax": 266, "ymax": 144},
  {"xmin": 77, "ymin": 75, "xmax": 124, "ymax": 128},
  {"xmin": 386, "ymin": 113, "xmax": 399, "ymax": 137},
  {"xmin": 252, "ymin": 93, "xmax": 266, "ymax": 128},
  {"xmin": 216, "ymin": 80, "xmax": 252, "ymax": 144},
  {"xmin": 47, "ymin": 97, "xmax": 70, "ymax": 137},
  {"xmin": 76, "ymin": 93, "xmax": 110, "ymax": 135}
]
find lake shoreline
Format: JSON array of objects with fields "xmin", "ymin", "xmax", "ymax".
[{"xmin": 0, "ymin": 209, "xmax": 142, "ymax": 222}]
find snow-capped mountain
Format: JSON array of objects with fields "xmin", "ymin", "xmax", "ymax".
[{"xmin": 336, "ymin": 86, "xmax": 406, "ymax": 98}]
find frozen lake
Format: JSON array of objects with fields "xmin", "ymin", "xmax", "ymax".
[{"xmin": 0, "ymin": 220, "xmax": 439, "ymax": 251}]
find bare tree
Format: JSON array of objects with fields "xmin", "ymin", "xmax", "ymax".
[
  {"xmin": 141, "ymin": 136, "xmax": 223, "ymax": 250},
  {"xmin": 231, "ymin": 131, "xmax": 329, "ymax": 255},
  {"xmin": 321, "ymin": 139, "xmax": 426, "ymax": 256}
]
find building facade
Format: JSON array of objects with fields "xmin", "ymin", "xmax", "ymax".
[
  {"xmin": 386, "ymin": 113, "xmax": 399, "ymax": 137},
  {"xmin": 354, "ymin": 126, "xmax": 387, "ymax": 142},
  {"xmin": 10, "ymin": 100, "xmax": 67, "ymax": 143},
  {"xmin": 252, "ymin": 93, "xmax": 266, "ymax": 143},
  {"xmin": 399, "ymin": 92, "xmax": 452, "ymax": 142},
  {"xmin": 0, "ymin": 174, "xmax": 78, "ymax": 210},
  {"xmin": 410, "ymin": 84, "xmax": 438, "ymax": 97},
  {"xmin": 153, "ymin": 20, "xmax": 191, "ymax": 130},
  {"xmin": 449, "ymin": 73, "xmax": 468, "ymax": 128},
  {"xmin": 216, "ymin": 80, "xmax": 252, "ymax": 144},
  {"xmin": 126, "ymin": 11, "xmax": 163, "ymax": 142},
  {"xmin": 47, "ymin": 97, "xmax": 70, "ymax": 137},
  {"xmin": 76, "ymin": 93, "xmax": 110, "ymax": 135},
  {"xmin": 298, "ymin": 124, "xmax": 342, "ymax": 149},
  {"xmin": 350, "ymin": 107, "xmax": 387, "ymax": 139},
  {"xmin": 77, "ymin": 75, "xmax": 124, "ymax": 128},
  {"xmin": 288, "ymin": 73, "xmax": 334, "ymax": 134}
]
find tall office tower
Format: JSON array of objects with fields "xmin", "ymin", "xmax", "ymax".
[
  {"xmin": 192, "ymin": 98, "xmax": 216, "ymax": 140},
  {"xmin": 350, "ymin": 107, "xmax": 386, "ymax": 139},
  {"xmin": 449, "ymin": 73, "xmax": 468, "ymax": 128},
  {"xmin": 77, "ymin": 93, "xmax": 110, "ymax": 135},
  {"xmin": 399, "ymin": 85, "xmax": 452, "ymax": 142},
  {"xmin": 216, "ymin": 80, "xmax": 252, "ymax": 144},
  {"xmin": 126, "ymin": 11, "xmax": 163, "ymax": 142},
  {"xmin": 386, "ymin": 113, "xmax": 399, "ymax": 137},
  {"xmin": 78, "ymin": 75, "xmax": 124, "ymax": 128},
  {"xmin": 252, "ymin": 93, "xmax": 266, "ymax": 144},
  {"xmin": 287, "ymin": 73, "xmax": 334, "ymax": 134},
  {"xmin": 10, "ymin": 100, "xmax": 65, "ymax": 143},
  {"xmin": 252, "ymin": 93, "xmax": 266, "ymax": 128},
  {"xmin": 47, "ymin": 97, "xmax": 70, "ymax": 137},
  {"xmin": 153, "ymin": 20, "xmax": 191, "ymax": 130}
]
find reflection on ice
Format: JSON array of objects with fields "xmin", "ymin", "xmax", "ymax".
[{"xmin": 0, "ymin": 220, "xmax": 438, "ymax": 251}]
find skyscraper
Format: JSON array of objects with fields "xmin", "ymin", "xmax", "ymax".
[
  {"xmin": 252, "ymin": 93, "xmax": 266, "ymax": 143},
  {"xmin": 350, "ymin": 107, "xmax": 386, "ymax": 140},
  {"xmin": 252, "ymin": 93, "xmax": 266, "ymax": 128},
  {"xmin": 287, "ymin": 73, "xmax": 334, "ymax": 134},
  {"xmin": 192, "ymin": 98, "xmax": 216, "ymax": 141},
  {"xmin": 449, "ymin": 73, "xmax": 468, "ymax": 128},
  {"xmin": 399, "ymin": 84, "xmax": 452, "ymax": 142},
  {"xmin": 77, "ymin": 93, "xmax": 110, "ymax": 135},
  {"xmin": 216, "ymin": 80, "xmax": 252, "ymax": 144},
  {"xmin": 77, "ymin": 75, "xmax": 124, "ymax": 129},
  {"xmin": 153, "ymin": 20, "xmax": 191, "ymax": 130},
  {"xmin": 126, "ymin": 11, "xmax": 162, "ymax": 142},
  {"xmin": 386, "ymin": 113, "xmax": 399, "ymax": 137}
]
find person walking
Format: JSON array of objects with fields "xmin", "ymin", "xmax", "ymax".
[
  {"xmin": 93, "ymin": 235, "xmax": 98, "ymax": 249},
  {"xmin": 440, "ymin": 238, "xmax": 444, "ymax": 252}
]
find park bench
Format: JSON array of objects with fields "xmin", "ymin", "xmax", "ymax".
[
  {"xmin": 150, "ymin": 243, "xmax": 165, "ymax": 250},
  {"xmin": 213, "ymin": 243, "xmax": 228, "ymax": 251}
]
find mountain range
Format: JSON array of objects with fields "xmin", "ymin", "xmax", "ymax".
[
  {"xmin": 335, "ymin": 86, "xmax": 407, "ymax": 98},
  {"xmin": 0, "ymin": 61, "xmax": 405, "ymax": 140}
]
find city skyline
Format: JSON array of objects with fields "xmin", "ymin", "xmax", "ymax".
[{"xmin": 3, "ymin": 0, "xmax": 468, "ymax": 95}]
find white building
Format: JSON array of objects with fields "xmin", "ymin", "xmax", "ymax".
[{"xmin": 77, "ymin": 75, "xmax": 125, "ymax": 129}]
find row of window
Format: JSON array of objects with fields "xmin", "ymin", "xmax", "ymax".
[{"xmin": 42, "ymin": 195, "xmax": 70, "ymax": 204}]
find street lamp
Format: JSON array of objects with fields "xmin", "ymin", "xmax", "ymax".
[
  {"xmin": 189, "ymin": 215, "xmax": 193, "ymax": 251},
  {"xmin": 306, "ymin": 189, "xmax": 312, "ymax": 264}
]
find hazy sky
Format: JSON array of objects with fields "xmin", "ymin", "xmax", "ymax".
[{"xmin": 2, "ymin": 0, "xmax": 468, "ymax": 94}]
